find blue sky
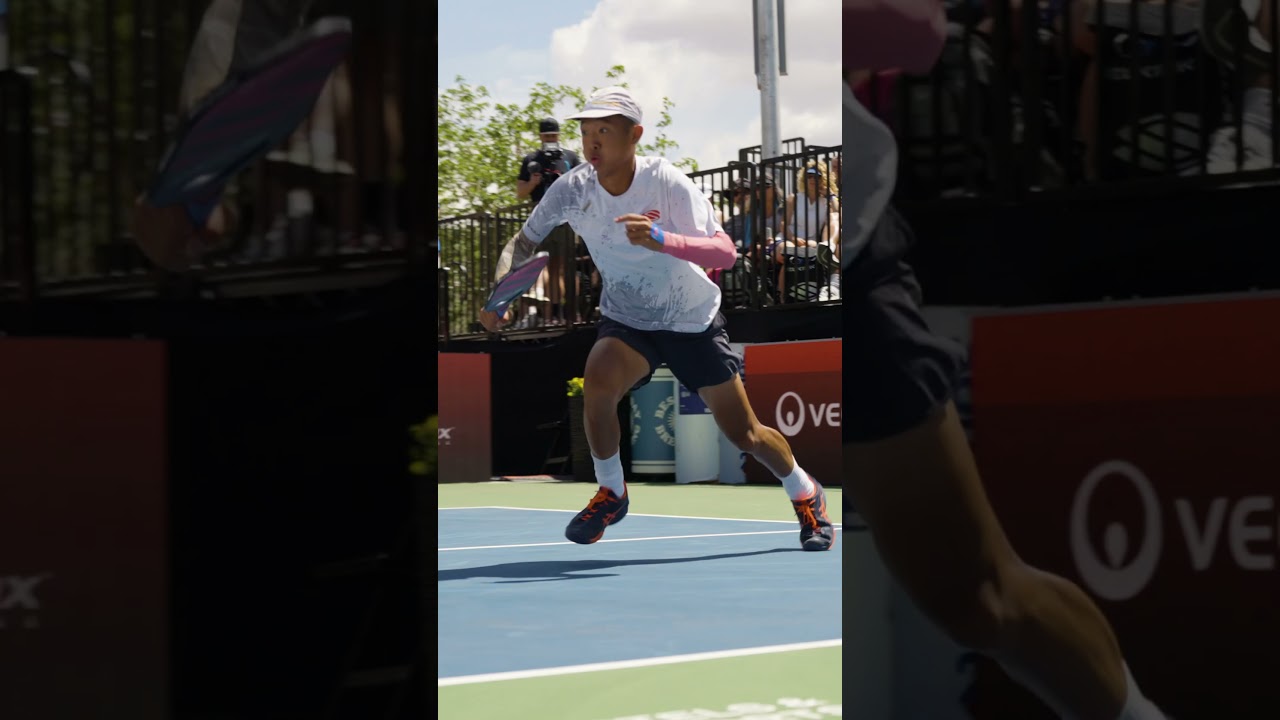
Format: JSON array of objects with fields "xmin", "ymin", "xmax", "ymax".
[{"xmin": 437, "ymin": 0, "xmax": 840, "ymax": 174}]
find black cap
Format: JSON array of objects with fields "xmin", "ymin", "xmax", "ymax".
[
  {"xmin": 732, "ymin": 174, "xmax": 774, "ymax": 191},
  {"xmin": 538, "ymin": 118, "xmax": 560, "ymax": 133}
]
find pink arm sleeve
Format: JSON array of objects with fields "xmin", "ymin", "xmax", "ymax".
[
  {"xmin": 660, "ymin": 230, "xmax": 738, "ymax": 270},
  {"xmin": 843, "ymin": 0, "xmax": 947, "ymax": 74}
]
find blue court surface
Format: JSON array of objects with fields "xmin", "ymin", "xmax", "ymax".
[{"xmin": 438, "ymin": 507, "xmax": 842, "ymax": 680}]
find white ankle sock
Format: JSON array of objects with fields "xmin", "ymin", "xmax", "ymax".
[
  {"xmin": 592, "ymin": 451, "xmax": 626, "ymax": 497},
  {"xmin": 776, "ymin": 463, "xmax": 815, "ymax": 500},
  {"xmin": 1115, "ymin": 664, "xmax": 1168, "ymax": 720}
]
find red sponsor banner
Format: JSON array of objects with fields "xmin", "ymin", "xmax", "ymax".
[
  {"xmin": 0, "ymin": 339, "xmax": 168, "ymax": 720},
  {"xmin": 439, "ymin": 353, "xmax": 492, "ymax": 483},
  {"xmin": 743, "ymin": 340, "xmax": 842, "ymax": 486},
  {"xmin": 969, "ymin": 297, "xmax": 1280, "ymax": 718}
]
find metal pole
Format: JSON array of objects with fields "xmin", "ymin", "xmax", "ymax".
[
  {"xmin": 755, "ymin": 0, "xmax": 781, "ymax": 160},
  {"xmin": 776, "ymin": 0, "xmax": 787, "ymax": 76}
]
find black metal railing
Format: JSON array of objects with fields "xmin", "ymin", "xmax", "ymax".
[
  {"xmin": 737, "ymin": 136, "xmax": 811, "ymax": 165},
  {"xmin": 876, "ymin": 0, "xmax": 1280, "ymax": 204},
  {"xmin": 3, "ymin": 0, "xmax": 420, "ymax": 293},
  {"xmin": 436, "ymin": 145, "xmax": 843, "ymax": 341},
  {"xmin": 703, "ymin": 146, "xmax": 843, "ymax": 311},
  {"xmin": 0, "ymin": 69, "xmax": 35, "ymax": 302},
  {"xmin": 437, "ymin": 205, "xmax": 539, "ymax": 338},
  {"xmin": 438, "ymin": 265, "xmax": 450, "ymax": 343}
]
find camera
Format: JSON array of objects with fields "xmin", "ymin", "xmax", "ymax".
[{"xmin": 526, "ymin": 141, "xmax": 566, "ymax": 191}]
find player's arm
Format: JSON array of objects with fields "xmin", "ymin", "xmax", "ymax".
[
  {"xmin": 492, "ymin": 174, "xmax": 571, "ymax": 280},
  {"xmin": 841, "ymin": 82, "xmax": 899, "ymax": 266},
  {"xmin": 481, "ymin": 226, "xmax": 540, "ymax": 332},
  {"xmin": 619, "ymin": 214, "xmax": 737, "ymax": 270},
  {"xmin": 133, "ymin": 0, "xmax": 306, "ymax": 271},
  {"xmin": 481, "ymin": 174, "xmax": 573, "ymax": 330},
  {"xmin": 635, "ymin": 162, "xmax": 737, "ymax": 270},
  {"xmin": 132, "ymin": 0, "xmax": 252, "ymax": 269},
  {"xmin": 493, "ymin": 229, "xmax": 540, "ymax": 282},
  {"xmin": 652, "ymin": 227, "xmax": 737, "ymax": 270},
  {"xmin": 178, "ymin": 0, "xmax": 312, "ymax": 116}
]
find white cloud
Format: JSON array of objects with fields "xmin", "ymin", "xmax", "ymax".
[
  {"xmin": 442, "ymin": 45, "xmax": 549, "ymax": 107},
  {"xmin": 542, "ymin": 0, "xmax": 840, "ymax": 171}
]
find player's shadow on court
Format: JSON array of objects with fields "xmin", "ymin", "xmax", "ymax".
[{"xmin": 438, "ymin": 548, "xmax": 803, "ymax": 584}]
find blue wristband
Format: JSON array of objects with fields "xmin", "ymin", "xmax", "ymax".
[{"xmin": 650, "ymin": 224, "xmax": 665, "ymax": 245}]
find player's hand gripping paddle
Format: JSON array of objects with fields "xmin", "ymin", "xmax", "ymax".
[
  {"xmin": 144, "ymin": 17, "xmax": 353, "ymax": 227},
  {"xmin": 483, "ymin": 251, "xmax": 551, "ymax": 318}
]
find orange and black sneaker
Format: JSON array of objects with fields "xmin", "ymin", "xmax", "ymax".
[
  {"xmin": 792, "ymin": 480, "xmax": 836, "ymax": 551},
  {"xmin": 564, "ymin": 485, "xmax": 630, "ymax": 545}
]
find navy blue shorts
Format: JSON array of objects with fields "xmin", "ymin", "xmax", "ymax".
[
  {"xmin": 843, "ymin": 205, "xmax": 965, "ymax": 443},
  {"xmin": 597, "ymin": 312, "xmax": 743, "ymax": 392}
]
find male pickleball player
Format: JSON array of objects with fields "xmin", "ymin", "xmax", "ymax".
[
  {"xmin": 844, "ymin": 1, "xmax": 1170, "ymax": 718},
  {"xmin": 479, "ymin": 87, "xmax": 835, "ymax": 551},
  {"xmin": 132, "ymin": 0, "xmax": 314, "ymax": 271}
]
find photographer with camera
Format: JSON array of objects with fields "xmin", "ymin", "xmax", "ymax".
[
  {"xmin": 513, "ymin": 118, "xmax": 583, "ymax": 326},
  {"xmin": 516, "ymin": 117, "xmax": 580, "ymax": 203}
]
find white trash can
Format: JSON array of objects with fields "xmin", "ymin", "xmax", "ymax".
[{"xmin": 675, "ymin": 380, "xmax": 718, "ymax": 484}]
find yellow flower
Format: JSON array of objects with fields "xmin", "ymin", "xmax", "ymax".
[{"xmin": 566, "ymin": 377, "xmax": 585, "ymax": 397}]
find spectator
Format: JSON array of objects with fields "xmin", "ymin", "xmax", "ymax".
[
  {"xmin": 779, "ymin": 160, "xmax": 840, "ymax": 246},
  {"xmin": 770, "ymin": 160, "xmax": 841, "ymax": 302},
  {"xmin": 715, "ymin": 174, "xmax": 782, "ymax": 308},
  {"xmin": 1201, "ymin": 0, "xmax": 1278, "ymax": 173},
  {"xmin": 721, "ymin": 173, "xmax": 785, "ymax": 255},
  {"xmin": 1068, "ymin": 0, "xmax": 1213, "ymax": 180}
]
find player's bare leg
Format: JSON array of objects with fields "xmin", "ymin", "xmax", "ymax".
[
  {"xmin": 701, "ymin": 374, "xmax": 835, "ymax": 551},
  {"xmin": 845, "ymin": 401, "xmax": 1164, "ymax": 719},
  {"xmin": 562, "ymin": 337, "xmax": 649, "ymax": 544}
]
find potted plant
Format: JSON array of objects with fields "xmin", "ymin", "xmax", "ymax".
[
  {"xmin": 410, "ymin": 415, "xmax": 437, "ymax": 479},
  {"xmin": 566, "ymin": 378, "xmax": 593, "ymax": 482}
]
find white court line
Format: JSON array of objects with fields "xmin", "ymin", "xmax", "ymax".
[
  {"xmin": 438, "ymin": 528, "xmax": 849, "ymax": 552},
  {"xmin": 446, "ymin": 505, "xmax": 840, "ymax": 526},
  {"xmin": 437, "ymin": 638, "xmax": 842, "ymax": 687},
  {"xmin": 489, "ymin": 506, "xmax": 798, "ymax": 524}
]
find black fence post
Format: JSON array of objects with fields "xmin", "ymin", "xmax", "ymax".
[{"xmin": 1, "ymin": 70, "xmax": 37, "ymax": 302}]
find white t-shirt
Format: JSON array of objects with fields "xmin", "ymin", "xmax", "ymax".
[
  {"xmin": 841, "ymin": 80, "xmax": 898, "ymax": 268},
  {"xmin": 522, "ymin": 156, "xmax": 725, "ymax": 333}
]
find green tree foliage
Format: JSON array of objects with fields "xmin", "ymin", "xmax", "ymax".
[
  {"xmin": 9, "ymin": 0, "xmax": 193, "ymax": 279},
  {"xmin": 437, "ymin": 66, "xmax": 701, "ymax": 337},
  {"xmin": 437, "ymin": 65, "xmax": 698, "ymax": 215}
]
